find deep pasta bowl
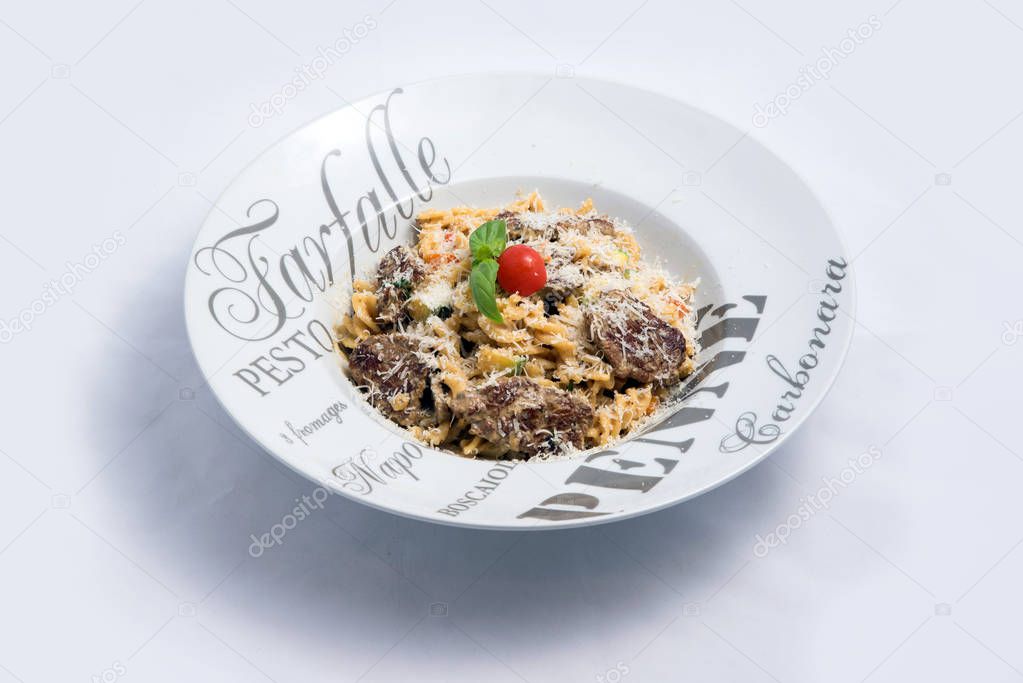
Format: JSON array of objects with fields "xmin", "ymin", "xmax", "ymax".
[{"xmin": 184, "ymin": 73, "xmax": 854, "ymax": 529}]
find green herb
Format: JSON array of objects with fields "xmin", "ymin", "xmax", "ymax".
[
  {"xmin": 566, "ymin": 380, "xmax": 576, "ymax": 391},
  {"xmin": 469, "ymin": 219, "xmax": 507, "ymax": 262},
  {"xmin": 468, "ymin": 220, "xmax": 507, "ymax": 323},
  {"xmin": 391, "ymin": 278, "xmax": 413, "ymax": 296},
  {"xmin": 470, "ymin": 259, "xmax": 503, "ymax": 323},
  {"xmin": 433, "ymin": 305, "xmax": 453, "ymax": 320},
  {"xmin": 511, "ymin": 356, "xmax": 527, "ymax": 376}
]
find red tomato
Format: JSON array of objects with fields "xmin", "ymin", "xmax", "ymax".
[{"xmin": 497, "ymin": 245, "xmax": 547, "ymax": 296}]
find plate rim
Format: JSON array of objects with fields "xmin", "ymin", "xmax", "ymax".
[{"xmin": 183, "ymin": 70, "xmax": 858, "ymax": 530}]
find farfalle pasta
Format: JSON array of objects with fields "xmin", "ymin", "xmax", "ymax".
[{"xmin": 334, "ymin": 192, "xmax": 699, "ymax": 460}]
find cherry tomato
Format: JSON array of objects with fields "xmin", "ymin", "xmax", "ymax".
[{"xmin": 497, "ymin": 244, "xmax": 547, "ymax": 296}]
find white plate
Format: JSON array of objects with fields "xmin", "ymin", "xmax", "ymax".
[{"xmin": 184, "ymin": 73, "xmax": 854, "ymax": 530}]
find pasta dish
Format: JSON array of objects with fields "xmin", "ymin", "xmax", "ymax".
[{"xmin": 334, "ymin": 192, "xmax": 698, "ymax": 460}]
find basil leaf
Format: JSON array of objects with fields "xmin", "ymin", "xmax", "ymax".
[
  {"xmin": 470, "ymin": 259, "xmax": 503, "ymax": 323},
  {"xmin": 468, "ymin": 221, "xmax": 507, "ymax": 321},
  {"xmin": 469, "ymin": 220, "xmax": 507, "ymax": 263}
]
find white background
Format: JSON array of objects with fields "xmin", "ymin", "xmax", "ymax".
[{"xmin": 1, "ymin": 1, "xmax": 1021, "ymax": 681}]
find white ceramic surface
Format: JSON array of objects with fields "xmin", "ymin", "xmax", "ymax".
[{"xmin": 184, "ymin": 74, "xmax": 854, "ymax": 529}]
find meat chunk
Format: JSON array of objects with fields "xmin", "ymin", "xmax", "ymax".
[
  {"xmin": 374, "ymin": 245, "xmax": 427, "ymax": 326},
  {"xmin": 495, "ymin": 212, "xmax": 616, "ymax": 245},
  {"xmin": 584, "ymin": 217, "xmax": 616, "ymax": 235},
  {"xmin": 544, "ymin": 264, "xmax": 584, "ymax": 300},
  {"xmin": 376, "ymin": 244, "xmax": 427, "ymax": 285},
  {"xmin": 348, "ymin": 333, "xmax": 433, "ymax": 427},
  {"xmin": 587, "ymin": 290, "xmax": 687, "ymax": 384},
  {"xmin": 541, "ymin": 244, "xmax": 584, "ymax": 301},
  {"xmin": 451, "ymin": 377, "xmax": 593, "ymax": 458},
  {"xmin": 555, "ymin": 215, "xmax": 616, "ymax": 237},
  {"xmin": 494, "ymin": 210, "xmax": 526, "ymax": 241}
]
